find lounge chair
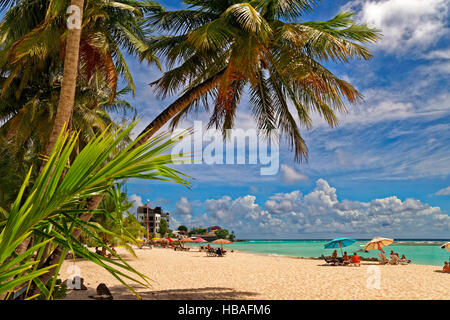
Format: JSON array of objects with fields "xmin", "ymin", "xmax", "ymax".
[
  {"xmin": 378, "ymin": 253, "xmax": 389, "ymax": 265},
  {"xmin": 321, "ymin": 254, "xmax": 339, "ymax": 265},
  {"xmin": 389, "ymin": 254, "xmax": 411, "ymax": 264},
  {"xmin": 206, "ymin": 249, "xmax": 218, "ymax": 257}
]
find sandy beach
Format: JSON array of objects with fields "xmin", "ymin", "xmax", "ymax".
[{"xmin": 60, "ymin": 247, "xmax": 450, "ymax": 300}]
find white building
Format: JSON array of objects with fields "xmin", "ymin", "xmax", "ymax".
[{"xmin": 136, "ymin": 206, "xmax": 169, "ymax": 235}]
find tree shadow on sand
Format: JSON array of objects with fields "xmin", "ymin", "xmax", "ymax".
[{"xmin": 93, "ymin": 285, "xmax": 260, "ymax": 300}]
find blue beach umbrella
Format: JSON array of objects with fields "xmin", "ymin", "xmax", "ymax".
[{"xmin": 324, "ymin": 237, "xmax": 356, "ymax": 256}]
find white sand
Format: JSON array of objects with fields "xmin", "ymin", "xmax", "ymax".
[{"xmin": 61, "ymin": 247, "xmax": 450, "ymax": 300}]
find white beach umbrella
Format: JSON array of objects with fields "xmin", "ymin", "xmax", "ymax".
[
  {"xmin": 440, "ymin": 242, "xmax": 450, "ymax": 252},
  {"xmin": 364, "ymin": 237, "xmax": 394, "ymax": 252}
]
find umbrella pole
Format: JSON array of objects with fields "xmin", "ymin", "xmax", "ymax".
[{"xmin": 339, "ymin": 242, "xmax": 343, "ymax": 256}]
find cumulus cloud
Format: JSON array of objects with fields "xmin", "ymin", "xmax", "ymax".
[
  {"xmin": 435, "ymin": 186, "xmax": 450, "ymax": 196},
  {"xmin": 171, "ymin": 179, "xmax": 450, "ymax": 238},
  {"xmin": 280, "ymin": 164, "xmax": 308, "ymax": 184},
  {"xmin": 175, "ymin": 196, "xmax": 193, "ymax": 216},
  {"xmin": 343, "ymin": 0, "xmax": 449, "ymax": 55},
  {"xmin": 129, "ymin": 194, "xmax": 143, "ymax": 216}
]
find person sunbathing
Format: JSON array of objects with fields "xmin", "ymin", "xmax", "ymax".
[
  {"xmin": 444, "ymin": 261, "xmax": 450, "ymax": 273},
  {"xmin": 343, "ymin": 252, "xmax": 350, "ymax": 265},
  {"xmin": 390, "ymin": 250, "xmax": 399, "ymax": 257},
  {"xmin": 331, "ymin": 250, "xmax": 338, "ymax": 262},
  {"xmin": 351, "ymin": 252, "xmax": 361, "ymax": 266},
  {"xmin": 400, "ymin": 254, "xmax": 411, "ymax": 263}
]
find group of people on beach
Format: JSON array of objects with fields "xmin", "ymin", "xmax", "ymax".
[
  {"xmin": 199, "ymin": 244, "xmax": 231, "ymax": 256},
  {"xmin": 331, "ymin": 249, "xmax": 413, "ymax": 266},
  {"xmin": 331, "ymin": 250, "xmax": 360, "ymax": 266},
  {"xmin": 389, "ymin": 250, "xmax": 411, "ymax": 263}
]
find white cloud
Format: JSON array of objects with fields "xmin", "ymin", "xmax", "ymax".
[
  {"xmin": 129, "ymin": 194, "xmax": 143, "ymax": 216},
  {"xmin": 280, "ymin": 164, "xmax": 308, "ymax": 184},
  {"xmin": 171, "ymin": 179, "xmax": 450, "ymax": 238},
  {"xmin": 436, "ymin": 186, "xmax": 450, "ymax": 196},
  {"xmin": 343, "ymin": 0, "xmax": 449, "ymax": 55},
  {"xmin": 175, "ymin": 196, "xmax": 193, "ymax": 216},
  {"xmin": 423, "ymin": 48, "xmax": 450, "ymax": 60}
]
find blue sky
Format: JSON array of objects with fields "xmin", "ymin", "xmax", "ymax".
[{"xmin": 123, "ymin": 0, "xmax": 450, "ymax": 239}]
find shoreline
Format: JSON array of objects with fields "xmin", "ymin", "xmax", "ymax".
[
  {"xmin": 62, "ymin": 247, "xmax": 450, "ymax": 300},
  {"xmin": 227, "ymin": 249, "xmax": 439, "ymax": 266},
  {"xmin": 188, "ymin": 243, "xmax": 446, "ymax": 267}
]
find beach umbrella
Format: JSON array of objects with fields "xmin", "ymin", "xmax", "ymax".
[
  {"xmin": 179, "ymin": 237, "xmax": 194, "ymax": 247},
  {"xmin": 324, "ymin": 237, "xmax": 356, "ymax": 256},
  {"xmin": 364, "ymin": 237, "xmax": 394, "ymax": 254},
  {"xmin": 441, "ymin": 242, "xmax": 450, "ymax": 261},
  {"xmin": 167, "ymin": 238, "xmax": 176, "ymax": 243},
  {"xmin": 194, "ymin": 237, "xmax": 207, "ymax": 243},
  {"xmin": 213, "ymin": 239, "xmax": 231, "ymax": 249}
]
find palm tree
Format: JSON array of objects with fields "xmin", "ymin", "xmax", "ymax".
[
  {"xmin": 0, "ymin": 0, "xmax": 163, "ymax": 287},
  {"xmin": 0, "ymin": 0, "xmax": 161, "ymax": 209},
  {"xmin": 0, "ymin": 0, "xmax": 163, "ymax": 154},
  {"xmin": 138, "ymin": 0, "xmax": 380, "ymax": 160}
]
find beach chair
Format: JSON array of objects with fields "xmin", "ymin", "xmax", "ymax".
[
  {"xmin": 206, "ymin": 249, "xmax": 218, "ymax": 257},
  {"xmin": 378, "ymin": 253, "xmax": 389, "ymax": 265},
  {"xmin": 321, "ymin": 255, "xmax": 339, "ymax": 266}
]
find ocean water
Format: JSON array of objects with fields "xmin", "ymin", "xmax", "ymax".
[{"xmin": 186, "ymin": 240, "xmax": 450, "ymax": 266}]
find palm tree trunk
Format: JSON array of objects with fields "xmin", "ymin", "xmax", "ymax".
[
  {"xmin": 134, "ymin": 69, "xmax": 225, "ymax": 147},
  {"xmin": 29, "ymin": 69, "xmax": 224, "ymax": 297},
  {"xmin": 24, "ymin": 0, "xmax": 85, "ymax": 298},
  {"xmin": 44, "ymin": 0, "xmax": 84, "ymax": 156},
  {"xmin": 16, "ymin": 1, "xmax": 85, "ymax": 262}
]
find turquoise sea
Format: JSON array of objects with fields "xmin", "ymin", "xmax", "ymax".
[{"xmin": 186, "ymin": 240, "xmax": 450, "ymax": 266}]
